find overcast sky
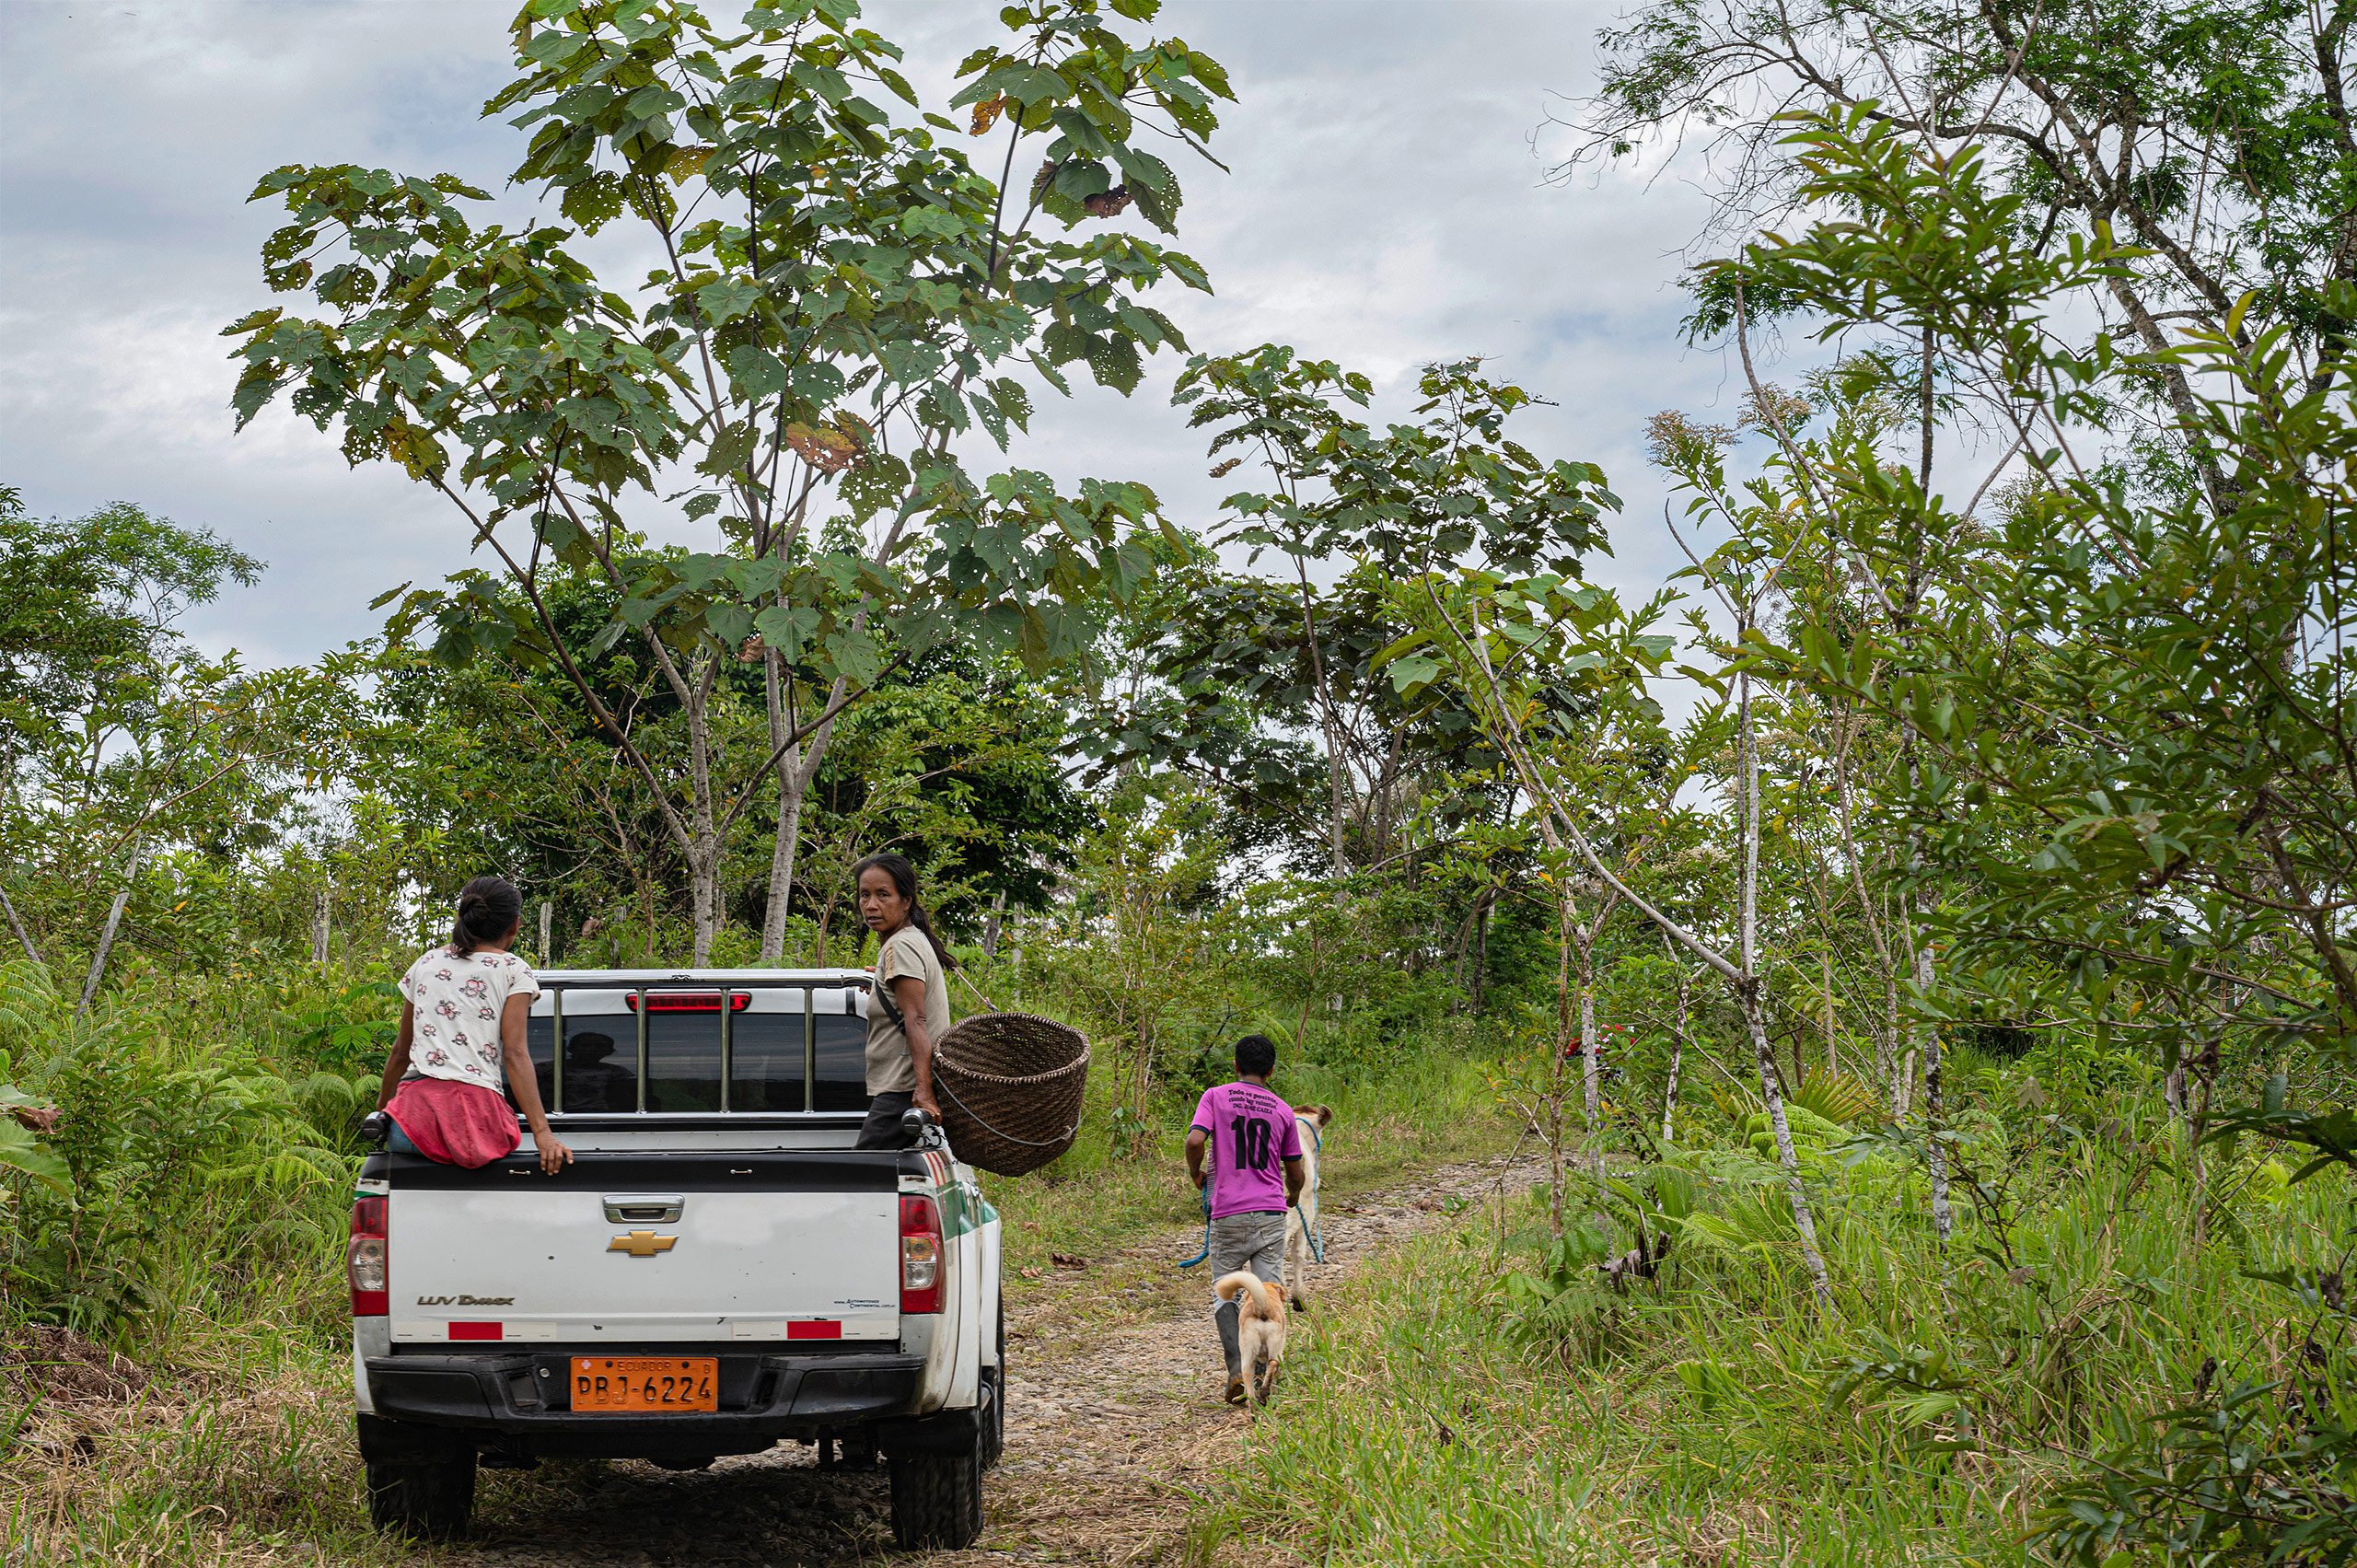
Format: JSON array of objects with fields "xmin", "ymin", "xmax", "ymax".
[{"xmin": 0, "ymin": 0, "xmax": 1745, "ymax": 670}]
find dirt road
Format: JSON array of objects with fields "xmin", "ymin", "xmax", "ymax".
[{"xmin": 443, "ymin": 1153, "xmax": 1536, "ymax": 1568}]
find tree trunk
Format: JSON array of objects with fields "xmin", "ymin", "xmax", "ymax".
[
  {"xmin": 1738, "ymin": 666, "xmax": 1834, "ymax": 1307},
  {"xmin": 1821, "ymin": 950, "xmax": 1838, "ymax": 1077},
  {"xmin": 1472, "ymin": 898, "xmax": 1490, "ymax": 1012},
  {"xmin": 1291, "ymin": 557, "xmax": 1350, "ymax": 881},
  {"xmin": 1832, "ymin": 704, "xmax": 1904, "ymax": 1103},
  {"xmin": 689, "ymin": 846, "xmax": 718, "ymax": 965},
  {"xmin": 312, "ymin": 885, "xmax": 331, "ymax": 966},
  {"xmin": 1661, "ymin": 940, "xmax": 1688, "ymax": 1144},
  {"xmin": 1912, "ymin": 909, "xmax": 1954, "ymax": 1248},
  {"xmin": 78, "ymin": 845, "xmax": 138, "ymax": 1018},
  {"xmin": 982, "ymin": 890, "xmax": 1006, "ymax": 958},
  {"xmin": 1746, "ymin": 979, "xmax": 1834, "ymax": 1304},
  {"xmin": 1900, "ymin": 859, "xmax": 1953, "ymax": 1249},
  {"xmin": 1576, "ymin": 931, "xmax": 1603, "ymax": 1184},
  {"xmin": 673, "ymin": 656, "xmax": 724, "ymax": 967},
  {"xmin": 1549, "ymin": 889, "xmax": 1575, "ymax": 1239},
  {"xmin": 539, "ymin": 900, "xmax": 552, "ymax": 965},
  {"xmin": 759, "ymin": 648, "xmax": 803, "ymax": 963},
  {"xmin": 760, "ymin": 656, "xmax": 851, "ymax": 965},
  {"xmin": 0, "ymin": 882, "xmax": 39, "ymax": 966},
  {"xmin": 761, "ymin": 765, "xmax": 810, "ymax": 962}
]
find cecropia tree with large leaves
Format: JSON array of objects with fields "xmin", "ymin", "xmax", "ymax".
[{"xmin": 226, "ymin": 0, "xmax": 1226, "ymax": 959}]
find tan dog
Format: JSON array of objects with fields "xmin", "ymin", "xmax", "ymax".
[
  {"xmin": 1283, "ymin": 1105, "xmax": 1333, "ymax": 1307},
  {"xmin": 1212, "ymin": 1271, "xmax": 1288, "ymax": 1404}
]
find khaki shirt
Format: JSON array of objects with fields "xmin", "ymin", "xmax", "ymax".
[{"xmin": 866, "ymin": 924, "xmax": 951, "ymax": 1095}]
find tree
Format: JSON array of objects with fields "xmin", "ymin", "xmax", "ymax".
[
  {"xmin": 1727, "ymin": 109, "xmax": 2357, "ymax": 1148},
  {"xmin": 1388, "ymin": 560, "xmax": 1846, "ymax": 1307},
  {"xmin": 0, "ymin": 487, "xmax": 261, "ymax": 781},
  {"xmin": 0, "ymin": 490, "xmax": 377, "ymax": 989},
  {"xmin": 1571, "ymin": 0, "xmax": 2357, "ymax": 506},
  {"xmin": 226, "ymin": 0, "xmax": 1230, "ymax": 960},
  {"xmin": 781, "ymin": 652, "xmax": 1090, "ymax": 961},
  {"xmin": 1645, "ymin": 102, "xmax": 2357, "ymax": 1555}
]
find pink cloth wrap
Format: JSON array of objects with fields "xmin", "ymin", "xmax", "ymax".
[{"xmin": 385, "ymin": 1077, "xmax": 524, "ymax": 1168}]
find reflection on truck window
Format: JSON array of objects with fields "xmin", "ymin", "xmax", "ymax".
[
  {"xmin": 562, "ymin": 1026, "xmax": 637, "ymax": 1113},
  {"xmin": 521, "ymin": 1016, "xmax": 556, "ymax": 1113},
  {"xmin": 813, "ymin": 1007, "xmax": 869, "ymax": 1111},
  {"xmin": 645, "ymin": 1005, "xmax": 722, "ymax": 1112},
  {"xmin": 729, "ymin": 1000, "xmax": 806, "ymax": 1111}
]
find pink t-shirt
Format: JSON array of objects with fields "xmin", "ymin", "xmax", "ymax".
[{"xmin": 1190, "ymin": 1081, "xmax": 1304, "ymax": 1220}]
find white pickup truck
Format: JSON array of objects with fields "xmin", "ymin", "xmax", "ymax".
[{"xmin": 345, "ymin": 969, "xmax": 1004, "ymax": 1550}]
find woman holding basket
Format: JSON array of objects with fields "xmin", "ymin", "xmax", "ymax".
[{"xmin": 853, "ymin": 853, "xmax": 953, "ymax": 1150}]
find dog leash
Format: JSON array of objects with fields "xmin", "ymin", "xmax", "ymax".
[
  {"xmin": 1178, "ymin": 1184, "xmax": 1212, "ymax": 1270},
  {"xmin": 1180, "ymin": 1112, "xmax": 1325, "ymax": 1272},
  {"xmin": 1293, "ymin": 1115, "xmax": 1326, "ymax": 1264}
]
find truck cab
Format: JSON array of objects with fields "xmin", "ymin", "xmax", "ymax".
[{"xmin": 347, "ymin": 969, "xmax": 1004, "ymax": 1550}]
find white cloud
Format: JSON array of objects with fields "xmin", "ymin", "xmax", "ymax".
[{"xmin": 1, "ymin": 0, "xmax": 1758, "ymax": 669}]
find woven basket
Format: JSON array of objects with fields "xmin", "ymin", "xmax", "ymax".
[{"xmin": 929, "ymin": 1012, "xmax": 1090, "ymax": 1177}]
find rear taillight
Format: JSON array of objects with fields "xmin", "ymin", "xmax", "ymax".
[
  {"xmin": 349, "ymin": 1195, "xmax": 388, "ymax": 1316},
  {"xmin": 899, "ymin": 1194, "xmax": 943, "ymax": 1315}
]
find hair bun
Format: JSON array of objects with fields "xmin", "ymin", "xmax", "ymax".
[{"xmin": 447, "ymin": 875, "xmax": 522, "ymax": 956}]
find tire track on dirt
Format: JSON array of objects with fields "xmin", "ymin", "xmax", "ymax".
[{"xmin": 438, "ymin": 1153, "xmax": 1539, "ymax": 1568}]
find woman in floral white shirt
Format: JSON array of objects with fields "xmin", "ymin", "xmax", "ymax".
[{"xmin": 376, "ymin": 877, "xmax": 570, "ymax": 1173}]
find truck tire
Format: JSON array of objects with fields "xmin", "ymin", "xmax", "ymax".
[
  {"xmin": 887, "ymin": 1423, "xmax": 983, "ymax": 1550},
  {"xmin": 981, "ymin": 1307, "xmax": 1006, "ymax": 1469},
  {"xmin": 365, "ymin": 1452, "xmax": 476, "ymax": 1539},
  {"xmin": 357, "ymin": 1414, "xmax": 476, "ymax": 1539}
]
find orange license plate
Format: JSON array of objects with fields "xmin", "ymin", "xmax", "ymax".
[{"xmin": 571, "ymin": 1356, "xmax": 717, "ymax": 1413}]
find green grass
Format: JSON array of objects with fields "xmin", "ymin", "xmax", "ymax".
[
  {"xmin": 1186, "ymin": 1118, "xmax": 2354, "ymax": 1566},
  {"xmin": 1, "ymin": 1318, "xmax": 394, "ymax": 1566}
]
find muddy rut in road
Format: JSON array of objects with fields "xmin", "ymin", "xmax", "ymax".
[{"xmin": 442, "ymin": 1153, "xmax": 1538, "ymax": 1568}]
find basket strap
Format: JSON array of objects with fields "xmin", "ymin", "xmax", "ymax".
[
  {"xmin": 952, "ymin": 968, "xmax": 999, "ymax": 1014},
  {"xmin": 932, "ymin": 1075, "xmax": 1084, "ymax": 1149}
]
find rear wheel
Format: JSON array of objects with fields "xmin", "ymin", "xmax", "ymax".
[
  {"xmin": 981, "ymin": 1306, "xmax": 1006, "ymax": 1469},
  {"xmin": 887, "ymin": 1422, "xmax": 983, "ymax": 1551},
  {"xmin": 357, "ymin": 1414, "xmax": 477, "ymax": 1540},
  {"xmin": 364, "ymin": 1454, "xmax": 476, "ymax": 1539}
]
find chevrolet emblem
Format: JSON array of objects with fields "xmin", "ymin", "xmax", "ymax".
[{"xmin": 608, "ymin": 1230, "xmax": 679, "ymax": 1258}]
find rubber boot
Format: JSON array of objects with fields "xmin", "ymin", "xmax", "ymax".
[{"xmin": 1213, "ymin": 1297, "xmax": 1245, "ymax": 1405}]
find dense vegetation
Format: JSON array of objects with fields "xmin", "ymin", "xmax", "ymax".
[{"xmin": 6, "ymin": 0, "xmax": 2357, "ymax": 1561}]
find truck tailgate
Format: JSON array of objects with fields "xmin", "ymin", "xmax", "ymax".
[{"xmin": 386, "ymin": 1157, "xmax": 900, "ymax": 1346}]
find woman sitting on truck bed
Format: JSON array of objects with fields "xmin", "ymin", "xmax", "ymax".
[
  {"xmin": 853, "ymin": 853, "xmax": 952, "ymax": 1151},
  {"xmin": 376, "ymin": 876, "xmax": 572, "ymax": 1174}
]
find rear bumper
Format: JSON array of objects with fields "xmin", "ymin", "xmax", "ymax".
[{"xmin": 363, "ymin": 1351, "xmax": 929, "ymax": 1459}]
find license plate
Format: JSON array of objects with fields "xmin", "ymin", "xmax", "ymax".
[{"xmin": 571, "ymin": 1356, "xmax": 718, "ymax": 1413}]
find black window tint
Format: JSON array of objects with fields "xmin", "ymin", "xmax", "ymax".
[
  {"xmin": 728, "ymin": 993, "xmax": 807, "ymax": 1111},
  {"xmin": 644, "ymin": 998, "xmax": 723, "ymax": 1112},
  {"xmin": 812, "ymin": 990, "xmax": 869, "ymax": 1111},
  {"xmin": 561, "ymin": 1012, "xmax": 637, "ymax": 1113},
  {"xmin": 518, "ymin": 1015, "xmax": 556, "ymax": 1112}
]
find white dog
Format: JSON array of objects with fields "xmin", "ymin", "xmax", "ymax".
[
  {"xmin": 1212, "ymin": 1271, "xmax": 1288, "ymax": 1404},
  {"xmin": 1283, "ymin": 1104, "xmax": 1333, "ymax": 1307}
]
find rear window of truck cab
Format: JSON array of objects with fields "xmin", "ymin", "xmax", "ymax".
[{"xmin": 517, "ymin": 974, "xmax": 872, "ymax": 1115}]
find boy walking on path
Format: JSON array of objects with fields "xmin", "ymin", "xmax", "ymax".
[{"xmin": 1186, "ymin": 1034, "xmax": 1305, "ymax": 1404}]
